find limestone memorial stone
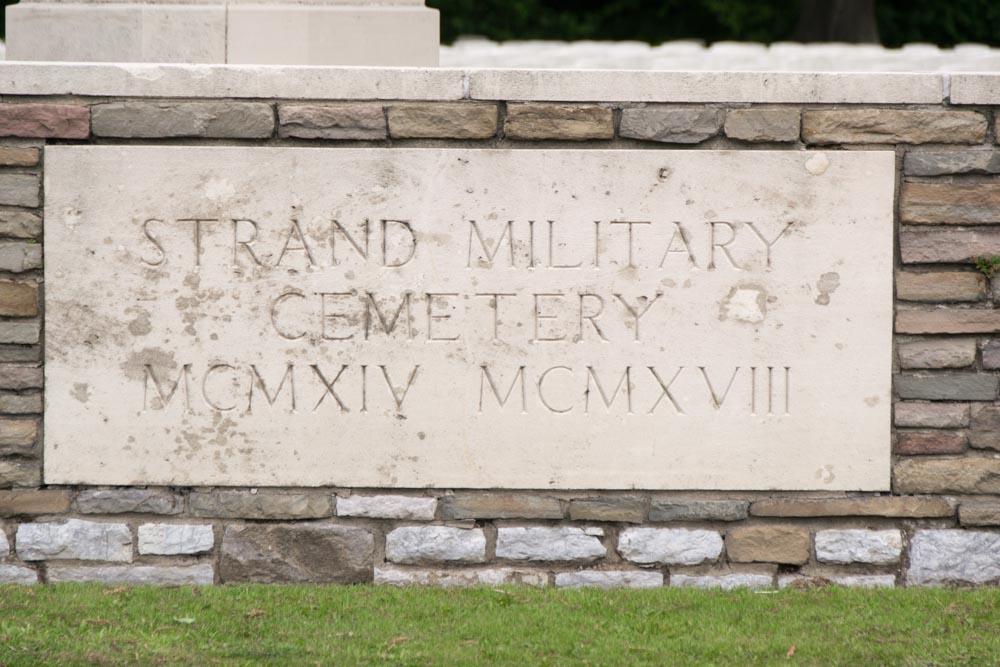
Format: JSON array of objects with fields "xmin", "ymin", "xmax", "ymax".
[{"xmin": 43, "ymin": 146, "xmax": 893, "ymax": 489}]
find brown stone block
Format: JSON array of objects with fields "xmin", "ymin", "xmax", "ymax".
[
  {"xmin": 0, "ymin": 210, "xmax": 41, "ymax": 240},
  {"xmin": 896, "ymin": 271, "xmax": 985, "ymax": 302},
  {"xmin": 901, "ymin": 228, "xmax": 1000, "ymax": 264},
  {"xmin": 894, "ymin": 429, "xmax": 967, "ymax": 455},
  {"xmin": 0, "ymin": 104, "xmax": 89, "ymax": 139},
  {"xmin": 568, "ymin": 497, "xmax": 645, "ymax": 523},
  {"xmin": 190, "ymin": 490, "xmax": 333, "ymax": 519},
  {"xmin": 803, "ymin": 110, "xmax": 986, "ymax": 145},
  {"xmin": 0, "ymin": 281, "xmax": 38, "ymax": 317},
  {"xmin": 388, "ymin": 103, "xmax": 498, "ymax": 139},
  {"xmin": 0, "ymin": 458, "xmax": 40, "ymax": 487},
  {"xmin": 750, "ymin": 496, "xmax": 954, "ymax": 518},
  {"xmin": 0, "ymin": 366, "xmax": 42, "ymax": 390},
  {"xmin": 220, "ymin": 523, "xmax": 373, "ymax": 583},
  {"xmin": 970, "ymin": 405, "xmax": 1000, "ymax": 450},
  {"xmin": 0, "ymin": 418, "xmax": 36, "ymax": 454},
  {"xmin": 727, "ymin": 525, "xmax": 810, "ymax": 564},
  {"xmin": 897, "ymin": 338, "xmax": 977, "ymax": 369},
  {"xmin": 894, "ymin": 457, "xmax": 1000, "ymax": 494},
  {"xmin": 0, "ymin": 146, "xmax": 39, "ymax": 167},
  {"xmin": 901, "ymin": 182, "xmax": 1000, "ymax": 224},
  {"xmin": 278, "ymin": 103, "xmax": 386, "ymax": 140},
  {"xmin": 91, "ymin": 102, "xmax": 273, "ymax": 139},
  {"xmin": 505, "ymin": 103, "xmax": 613, "ymax": 141},
  {"xmin": 894, "ymin": 402, "xmax": 970, "ymax": 428},
  {"xmin": 723, "ymin": 108, "xmax": 799, "ymax": 142},
  {"xmin": 896, "ymin": 308, "xmax": 1000, "ymax": 334},
  {"xmin": 959, "ymin": 501, "xmax": 1000, "ymax": 526},
  {"xmin": 0, "ymin": 489, "xmax": 71, "ymax": 516},
  {"xmin": 440, "ymin": 492, "xmax": 563, "ymax": 519},
  {"xmin": 620, "ymin": 107, "xmax": 722, "ymax": 143}
]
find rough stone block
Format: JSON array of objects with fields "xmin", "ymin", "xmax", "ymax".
[
  {"xmin": 0, "ymin": 347, "xmax": 39, "ymax": 364},
  {"xmin": 336, "ymin": 494, "xmax": 436, "ymax": 520},
  {"xmin": 814, "ymin": 529, "xmax": 902, "ymax": 564},
  {"xmin": 894, "ymin": 457, "xmax": 1000, "ymax": 494},
  {"xmin": 91, "ymin": 102, "xmax": 274, "ymax": 139},
  {"xmin": 0, "ymin": 211, "xmax": 41, "ymax": 239},
  {"xmin": 905, "ymin": 150, "xmax": 1000, "ymax": 176},
  {"xmin": 568, "ymin": 497, "xmax": 645, "ymax": 523},
  {"xmin": 670, "ymin": 573, "xmax": 773, "ymax": 590},
  {"xmin": 750, "ymin": 496, "xmax": 954, "ymax": 518},
  {"xmin": 0, "ymin": 366, "xmax": 42, "ymax": 390},
  {"xmin": 0, "ymin": 528, "xmax": 7, "ymax": 555},
  {"xmin": 220, "ymin": 523, "xmax": 373, "ymax": 583},
  {"xmin": 803, "ymin": 110, "xmax": 987, "ymax": 145},
  {"xmin": 0, "ymin": 104, "xmax": 89, "ymax": 139},
  {"xmin": 895, "ymin": 373, "xmax": 997, "ymax": 401},
  {"xmin": 77, "ymin": 488, "xmax": 182, "ymax": 515},
  {"xmin": 984, "ymin": 340, "xmax": 1000, "ymax": 369},
  {"xmin": 908, "ymin": 529, "xmax": 1000, "ymax": 586},
  {"xmin": 138, "ymin": 523, "xmax": 214, "ymax": 555},
  {"xmin": 0, "ymin": 281, "xmax": 38, "ymax": 317},
  {"xmin": 897, "ymin": 309, "xmax": 1000, "ymax": 335},
  {"xmin": 959, "ymin": 501, "xmax": 1000, "ymax": 526},
  {"xmin": 0, "ymin": 243, "xmax": 42, "ymax": 273},
  {"xmin": 439, "ymin": 493, "xmax": 562, "ymax": 520},
  {"xmin": 0, "ymin": 563, "xmax": 37, "ymax": 584},
  {"xmin": 16, "ymin": 519, "xmax": 132, "ymax": 562},
  {"xmin": 388, "ymin": 103, "xmax": 498, "ymax": 139},
  {"xmin": 555, "ymin": 570, "xmax": 663, "ymax": 589},
  {"xmin": 190, "ymin": 491, "xmax": 332, "ymax": 519},
  {"xmin": 895, "ymin": 402, "xmax": 970, "ymax": 428},
  {"xmin": 648, "ymin": 499, "xmax": 749, "ymax": 522},
  {"xmin": 724, "ymin": 108, "xmax": 799, "ymax": 142},
  {"xmin": 0, "ymin": 419, "xmax": 36, "ymax": 456},
  {"xmin": 0, "ymin": 321, "xmax": 39, "ymax": 345},
  {"xmin": 0, "ymin": 146, "xmax": 39, "ymax": 167},
  {"xmin": 496, "ymin": 526, "xmax": 606, "ymax": 562},
  {"xmin": 894, "ymin": 430, "xmax": 967, "ymax": 455},
  {"xmin": 0, "ymin": 489, "xmax": 72, "ymax": 516},
  {"xmin": 0, "ymin": 459, "xmax": 40, "ymax": 487},
  {"xmin": 504, "ymin": 104, "xmax": 613, "ymax": 140},
  {"xmin": 618, "ymin": 527, "xmax": 723, "ymax": 565},
  {"xmin": 896, "ymin": 272, "xmax": 985, "ymax": 302},
  {"xmin": 278, "ymin": 103, "xmax": 386, "ymax": 140},
  {"xmin": 901, "ymin": 182, "xmax": 1000, "ymax": 224},
  {"xmin": 49, "ymin": 564, "xmax": 214, "ymax": 585},
  {"xmin": 620, "ymin": 107, "xmax": 722, "ymax": 143},
  {"xmin": 727, "ymin": 525, "xmax": 810, "ymax": 564},
  {"xmin": 829, "ymin": 574, "xmax": 897, "ymax": 588},
  {"xmin": 901, "ymin": 228, "xmax": 1000, "ymax": 264},
  {"xmin": 0, "ymin": 176, "xmax": 40, "ymax": 209},
  {"xmin": 898, "ymin": 338, "xmax": 977, "ymax": 369},
  {"xmin": 385, "ymin": 526, "xmax": 486, "ymax": 564},
  {"xmin": 376, "ymin": 565, "xmax": 548, "ymax": 587},
  {"xmin": 970, "ymin": 405, "xmax": 1000, "ymax": 450}
]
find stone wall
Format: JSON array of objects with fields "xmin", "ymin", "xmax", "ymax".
[{"xmin": 1, "ymin": 64, "xmax": 1000, "ymax": 587}]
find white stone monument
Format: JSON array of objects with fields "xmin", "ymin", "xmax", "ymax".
[{"xmin": 5, "ymin": 0, "xmax": 439, "ymax": 65}]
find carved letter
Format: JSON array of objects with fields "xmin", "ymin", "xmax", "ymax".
[
  {"xmin": 312, "ymin": 364, "xmax": 349, "ymax": 412},
  {"xmin": 709, "ymin": 221, "xmax": 741, "ymax": 270},
  {"xmin": 141, "ymin": 218, "xmax": 166, "ymax": 266},
  {"xmin": 474, "ymin": 293, "xmax": 516, "ymax": 341},
  {"xmin": 365, "ymin": 292, "xmax": 413, "ymax": 339},
  {"xmin": 610, "ymin": 221, "xmax": 651, "ymax": 268},
  {"xmin": 177, "ymin": 218, "xmax": 220, "ymax": 268},
  {"xmin": 382, "ymin": 219, "xmax": 417, "ymax": 268},
  {"xmin": 698, "ymin": 366, "xmax": 740, "ymax": 410},
  {"xmin": 745, "ymin": 221, "xmax": 793, "ymax": 268},
  {"xmin": 249, "ymin": 364, "xmax": 296, "ymax": 413},
  {"xmin": 533, "ymin": 293, "xmax": 567, "ymax": 342},
  {"xmin": 426, "ymin": 292, "xmax": 460, "ymax": 341},
  {"xmin": 548, "ymin": 221, "xmax": 582, "ymax": 268},
  {"xmin": 270, "ymin": 291, "xmax": 306, "ymax": 340},
  {"xmin": 232, "ymin": 219, "xmax": 264, "ymax": 267},
  {"xmin": 479, "ymin": 365, "xmax": 526, "ymax": 412},
  {"xmin": 143, "ymin": 364, "xmax": 192, "ymax": 411},
  {"xmin": 467, "ymin": 220, "xmax": 515, "ymax": 268},
  {"xmin": 381, "ymin": 365, "xmax": 419, "ymax": 412},
  {"xmin": 202, "ymin": 364, "xmax": 238, "ymax": 411},
  {"xmin": 578, "ymin": 293, "xmax": 608, "ymax": 342},
  {"xmin": 647, "ymin": 366, "xmax": 685, "ymax": 414},
  {"xmin": 658, "ymin": 222, "xmax": 698, "ymax": 268},
  {"xmin": 538, "ymin": 366, "xmax": 574, "ymax": 414},
  {"xmin": 586, "ymin": 367, "xmax": 632, "ymax": 413},
  {"xmin": 318, "ymin": 292, "xmax": 356, "ymax": 340},
  {"xmin": 331, "ymin": 218, "xmax": 369, "ymax": 265},
  {"xmin": 276, "ymin": 220, "xmax": 318, "ymax": 268},
  {"xmin": 614, "ymin": 293, "xmax": 662, "ymax": 342}
]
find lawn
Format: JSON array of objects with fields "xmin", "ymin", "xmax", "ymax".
[{"xmin": 0, "ymin": 583, "xmax": 997, "ymax": 666}]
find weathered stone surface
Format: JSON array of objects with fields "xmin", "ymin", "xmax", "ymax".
[
  {"xmin": 555, "ymin": 570, "xmax": 663, "ymax": 589},
  {"xmin": 905, "ymin": 150, "xmax": 1000, "ymax": 176},
  {"xmin": 901, "ymin": 182, "xmax": 1000, "ymax": 224},
  {"xmin": 724, "ymin": 108, "xmax": 799, "ymax": 142},
  {"xmin": 620, "ymin": 107, "xmax": 722, "ymax": 143},
  {"xmin": 0, "ymin": 528, "xmax": 7, "ymax": 554},
  {"xmin": 894, "ymin": 430, "xmax": 967, "ymax": 455},
  {"xmin": 376, "ymin": 565, "xmax": 548, "ymax": 587},
  {"xmin": 815, "ymin": 529, "xmax": 902, "ymax": 564},
  {"xmin": 0, "ymin": 243, "xmax": 41, "ymax": 273},
  {"xmin": 0, "ymin": 366, "xmax": 42, "ymax": 390},
  {"xmin": 0, "ymin": 146, "xmax": 39, "ymax": 167},
  {"xmin": 970, "ymin": 405, "xmax": 1000, "ymax": 450},
  {"xmin": 0, "ymin": 347, "xmax": 39, "ymax": 364},
  {"xmin": 568, "ymin": 497, "xmax": 645, "ymax": 523},
  {"xmin": 670, "ymin": 573, "xmax": 773, "ymax": 590},
  {"xmin": 278, "ymin": 103, "xmax": 386, "ymax": 140},
  {"xmin": 504, "ymin": 103, "xmax": 613, "ymax": 140},
  {"xmin": 908, "ymin": 529, "xmax": 1000, "ymax": 586},
  {"xmin": 0, "ymin": 489, "xmax": 72, "ymax": 516},
  {"xmin": 898, "ymin": 339, "xmax": 977, "ymax": 369},
  {"xmin": 0, "ymin": 176, "xmax": 39, "ymax": 209},
  {"xmin": 0, "ymin": 104, "xmax": 89, "ymax": 139},
  {"xmin": 618, "ymin": 528, "xmax": 723, "ymax": 565},
  {"xmin": 0, "ymin": 459, "xmax": 39, "ymax": 487},
  {"xmin": 648, "ymin": 499, "xmax": 749, "ymax": 522},
  {"xmin": 138, "ymin": 523, "xmax": 214, "ymax": 555},
  {"xmin": 388, "ymin": 103, "xmax": 498, "ymax": 139},
  {"xmin": 959, "ymin": 501, "xmax": 1000, "ymax": 526},
  {"xmin": 897, "ymin": 309, "xmax": 1000, "ymax": 335},
  {"xmin": 386, "ymin": 526, "xmax": 486, "ymax": 564},
  {"xmin": 803, "ymin": 110, "xmax": 987, "ymax": 145},
  {"xmin": 220, "ymin": 523, "xmax": 373, "ymax": 583},
  {"xmin": 440, "ymin": 494, "xmax": 562, "ymax": 520},
  {"xmin": 91, "ymin": 102, "xmax": 274, "ymax": 139},
  {"xmin": 0, "ymin": 418, "xmax": 36, "ymax": 455},
  {"xmin": 0, "ymin": 211, "xmax": 41, "ymax": 239},
  {"xmin": 829, "ymin": 574, "xmax": 897, "ymax": 588},
  {"xmin": 751, "ymin": 496, "xmax": 954, "ymax": 518},
  {"xmin": 896, "ymin": 272, "xmax": 985, "ymax": 303},
  {"xmin": 77, "ymin": 489, "xmax": 182, "ymax": 515},
  {"xmin": 0, "ymin": 321, "xmax": 39, "ymax": 345},
  {"xmin": 16, "ymin": 519, "xmax": 132, "ymax": 562},
  {"xmin": 0, "ymin": 563, "xmax": 37, "ymax": 584},
  {"xmin": 895, "ymin": 402, "xmax": 969, "ymax": 428},
  {"xmin": 727, "ymin": 525, "xmax": 810, "ymax": 564},
  {"xmin": 984, "ymin": 340, "xmax": 1000, "ymax": 369},
  {"xmin": 496, "ymin": 526, "xmax": 606, "ymax": 562},
  {"xmin": 901, "ymin": 228, "xmax": 1000, "ymax": 264},
  {"xmin": 49, "ymin": 564, "xmax": 214, "ymax": 585},
  {"xmin": 0, "ymin": 281, "xmax": 38, "ymax": 317},
  {"xmin": 895, "ymin": 373, "xmax": 997, "ymax": 401},
  {"xmin": 190, "ymin": 491, "xmax": 332, "ymax": 519},
  {"xmin": 336, "ymin": 494, "xmax": 436, "ymax": 520},
  {"xmin": 894, "ymin": 457, "xmax": 1000, "ymax": 494}
]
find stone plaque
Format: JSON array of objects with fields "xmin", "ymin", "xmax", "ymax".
[{"xmin": 44, "ymin": 147, "xmax": 893, "ymax": 489}]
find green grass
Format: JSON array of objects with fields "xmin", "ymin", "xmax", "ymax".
[{"xmin": 0, "ymin": 584, "xmax": 998, "ymax": 666}]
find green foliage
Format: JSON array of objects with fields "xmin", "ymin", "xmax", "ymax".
[
  {"xmin": 975, "ymin": 255, "xmax": 1000, "ymax": 279},
  {"xmin": 2, "ymin": 584, "xmax": 1000, "ymax": 665}
]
